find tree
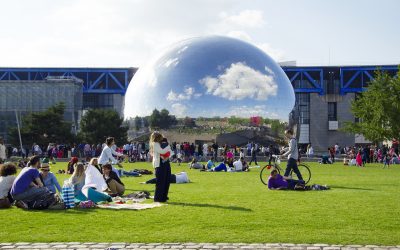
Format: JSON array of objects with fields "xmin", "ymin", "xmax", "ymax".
[
  {"xmin": 134, "ymin": 116, "xmax": 141, "ymax": 131},
  {"xmin": 343, "ymin": 69, "xmax": 400, "ymax": 142},
  {"xmin": 183, "ymin": 117, "xmax": 196, "ymax": 127},
  {"xmin": 79, "ymin": 109, "xmax": 128, "ymax": 144},
  {"xmin": 149, "ymin": 109, "xmax": 177, "ymax": 129},
  {"xmin": 8, "ymin": 102, "xmax": 73, "ymax": 146}
]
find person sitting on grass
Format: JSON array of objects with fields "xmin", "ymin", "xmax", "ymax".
[
  {"xmin": 82, "ymin": 159, "xmax": 112, "ymax": 203},
  {"xmin": 233, "ymin": 157, "xmax": 249, "ymax": 172},
  {"xmin": 142, "ymin": 172, "xmax": 190, "ymax": 184},
  {"xmin": 39, "ymin": 158, "xmax": 62, "ymax": 194},
  {"xmin": 189, "ymin": 158, "xmax": 204, "ymax": 170},
  {"xmin": 206, "ymin": 157, "xmax": 216, "ymax": 170},
  {"xmin": 69, "ymin": 162, "xmax": 86, "ymax": 200},
  {"xmin": 102, "ymin": 163, "xmax": 125, "ymax": 196},
  {"xmin": 11, "ymin": 155, "xmax": 61, "ymax": 209},
  {"xmin": 268, "ymin": 169, "xmax": 329, "ymax": 191},
  {"xmin": 0, "ymin": 163, "xmax": 17, "ymax": 208},
  {"xmin": 67, "ymin": 157, "xmax": 79, "ymax": 174}
]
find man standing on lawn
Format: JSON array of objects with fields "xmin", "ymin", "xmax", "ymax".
[{"xmin": 281, "ymin": 129, "xmax": 304, "ymax": 184}]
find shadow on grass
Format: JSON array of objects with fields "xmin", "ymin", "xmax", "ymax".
[
  {"xmin": 168, "ymin": 201, "xmax": 252, "ymax": 212},
  {"xmin": 330, "ymin": 185, "xmax": 374, "ymax": 191},
  {"xmin": 25, "ymin": 208, "xmax": 97, "ymax": 214}
]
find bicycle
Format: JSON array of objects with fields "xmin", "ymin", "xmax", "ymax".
[{"xmin": 260, "ymin": 155, "xmax": 311, "ymax": 185}]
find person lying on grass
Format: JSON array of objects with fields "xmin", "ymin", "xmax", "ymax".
[
  {"xmin": 189, "ymin": 158, "xmax": 205, "ymax": 170},
  {"xmin": 268, "ymin": 169, "xmax": 329, "ymax": 191},
  {"xmin": 141, "ymin": 172, "xmax": 190, "ymax": 184},
  {"xmin": 201, "ymin": 158, "xmax": 233, "ymax": 172}
]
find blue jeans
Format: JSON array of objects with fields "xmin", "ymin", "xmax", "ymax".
[
  {"xmin": 284, "ymin": 158, "xmax": 304, "ymax": 183},
  {"xmin": 12, "ymin": 187, "xmax": 49, "ymax": 203},
  {"xmin": 213, "ymin": 163, "xmax": 227, "ymax": 172},
  {"xmin": 118, "ymin": 169, "xmax": 140, "ymax": 177}
]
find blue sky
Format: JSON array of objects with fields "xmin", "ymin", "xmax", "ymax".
[{"xmin": 0, "ymin": 0, "xmax": 399, "ymax": 67}]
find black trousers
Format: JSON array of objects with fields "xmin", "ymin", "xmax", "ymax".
[{"xmin": 154, "ymin": 160, "xmax": 171, "ymax": 202}]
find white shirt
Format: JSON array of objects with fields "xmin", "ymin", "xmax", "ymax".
[
  {"xmin": 98, "ymin": 145, "xmax": 123, "ymax": 165},
  {"xmin": 151, "ymin": 142, "xmax": 171, "ymax": 168},
  {"xmin": 0, "ymin": 175, "xmax": 15, "ymax": 198},
  {"xmin": 83, "ymin": 164, "xmax": 108, "ymax": 192},
  {"xmin": 0, "ymin": 144, "xmax": 6, "ymax": 159},
  {"xmin": 233, "ymin": 160, "xmax": 243, "ymax": 172}
]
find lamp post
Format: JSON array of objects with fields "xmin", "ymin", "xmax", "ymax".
[{"xmin": 14, "ymin": 110, "xmax": 24, "ymax": 156}]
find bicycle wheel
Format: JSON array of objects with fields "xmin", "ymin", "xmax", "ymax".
[
  {"xmin": 289, "ymin": 163, "xmax": 311, "ymax": 184},
  {"xmin": 260, "ymin": 165, "xmax": 280, "ymax": 185}
]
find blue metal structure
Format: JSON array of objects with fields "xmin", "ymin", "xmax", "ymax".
[
  {"xmin": 338, "ymin": 65, "xmax": 398, "ymax": 95},
  {"xmin": 0, "ymin": 67, "xmax": 137, "ymax": 94},
  {"xmin": 282, "ymin": 65, "xmax": 398, "ymax": 95},
  {"xmin": 0, "ymin": 65, "xmax": 398, "ymax": 96},
  {"xmin": 282, "ymin": 67, "xmax": 324, "ymax": 95}
]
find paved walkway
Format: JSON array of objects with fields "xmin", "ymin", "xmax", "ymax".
[{"xmin": 0, "ymin": 243, "xmax": 399, "ymax": 250}]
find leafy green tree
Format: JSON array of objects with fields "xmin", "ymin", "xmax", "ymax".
[
  {"xmin": 183, "ymin": 117, "xmax": 196, "ymax": 127},
  {"xmin": 8, "ymin": 102, "xmax": 73, "ymax": 146},
  {"xmin": 149, "ymin": 109, "xmax": 177, "ymax": 129},
  {"xmin": 134, "ymin": 116, "xmax": 141, "ymax": 131},
  {"xmin": 343, "ymin": 69, "xmax": 400, "ymax": 142},
  {"xmin": 79, "ymin": 109, "xmax": 128, "ymax": 144}
]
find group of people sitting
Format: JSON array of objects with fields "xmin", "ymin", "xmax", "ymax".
[
  {"xmin": 0, "ymin": 154, "xmax": 130, "ymax": 209},
  {"xmin": 189, "ymin": 154, "xmax": 250, "ymax": 172}
]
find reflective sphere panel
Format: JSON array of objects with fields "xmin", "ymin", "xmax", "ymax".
[{"xmin": 124, "ymin": 36, "xmax": 295, "ymax": 121}]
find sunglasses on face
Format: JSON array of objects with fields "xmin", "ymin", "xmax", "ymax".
[{"xmin": 42, "ymin": 169, "xmax": 49, "ymax": 172}]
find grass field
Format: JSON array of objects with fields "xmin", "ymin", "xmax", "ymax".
[{"xmin": 1, "ymin": 160, "xmax": 399, "ymax": 244}]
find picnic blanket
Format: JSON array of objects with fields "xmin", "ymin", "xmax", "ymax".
[{"xmin": 97, "ymin": 202, "xmax": 164, "ymax": 210}]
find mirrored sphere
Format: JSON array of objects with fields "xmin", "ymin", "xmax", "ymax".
[{"xmin": 124, "ymin": 35, "xmax": 295, "ymax": 121}]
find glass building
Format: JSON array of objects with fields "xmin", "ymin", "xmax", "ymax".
[{"xmin": 0, "ymin": 77, "xmax": 83, "ymax": 140}]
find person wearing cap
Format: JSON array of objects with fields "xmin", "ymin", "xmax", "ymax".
[
  {"xmin": 67, "ymin": 157, "xmax": 79, "ymax": 174},
  {"xmin": 39, "ymin": 158, "xmax": 61, "ymax": 194}
]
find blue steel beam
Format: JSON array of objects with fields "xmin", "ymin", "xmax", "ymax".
[
  {"xmin": 282, "ymin": 67, "xmax": 324, "ymax": 95},
  {"xmin": 0, "ymin": 68, "xmax": 134, "ymax": 94},
  {"xmin": 0, "ymin": 66, "xmax": 397, "ymax": 95},
  {"xmin": 340, "ymin": 66, "xmax": 398, "ymax": 95}
]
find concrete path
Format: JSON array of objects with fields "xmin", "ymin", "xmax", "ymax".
[{"xmin": 0, "ymin": 243, "xmax": 399, "ymax": 250}]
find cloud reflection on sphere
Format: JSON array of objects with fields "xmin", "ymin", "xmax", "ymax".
[{"xmin": 124, "ymin": 36, "xmax": 295, "ymax": 121}]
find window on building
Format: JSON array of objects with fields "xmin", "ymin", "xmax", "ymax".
[
  {"xmin": 296, "ymin": 93, "xmax": 310, "ymax": 124},
  {"xmin": 328, "ymin": 102, "xmax": 337, "ymax": 121},
  {"xmin": 326, "ymin": 72, "xmax": 336, "ymax": 94}
]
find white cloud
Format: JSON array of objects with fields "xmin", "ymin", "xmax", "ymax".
[
  {"xmin": 164, "ymin": 58, "xmax": 179, "ymax": 68},
  {"xmin": 199, "ymin": 62, "xmax": 278, "ymax": 101},
  {"xmin": 227, "ymin": 105, "xmax": 279, "ymax": 118},
  {"xmin": 166, "ymin": 87, "xmax": 201, "ymax": 102},
  {"xmin": 226, "ymin": 30, "xmax": 252, "ymax": 42},
  {"xmin": 257, "ymin": 43, "xmax": 286, "ymax": 62},
  {"xmin": 219, "ymin": 10, "xmax": 265, "ymax": 28},
  {"xmin": 171, "ymin": 103, "xmax": 187, "ymax": 117}
]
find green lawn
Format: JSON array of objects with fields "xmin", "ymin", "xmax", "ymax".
[{"xmin": 1, "ymin": 161, "xmax": 399, "ymax": 244}]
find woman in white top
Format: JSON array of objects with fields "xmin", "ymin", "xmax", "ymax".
[
  {"xmin": 150, "ymin": 132, "xmax": 172, "ymax": 202},
  {"xmin": 82, "ymin": 158, "xmax": 112, "ymax": 203}
]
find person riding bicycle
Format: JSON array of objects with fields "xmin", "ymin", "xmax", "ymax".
[{"xmin": 280, "ymin": 129, "xmax": 304, "ymax": 184}]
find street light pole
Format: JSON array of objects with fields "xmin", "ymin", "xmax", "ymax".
[{"xmin": 15, "ymin": 110, "xmax": 24, "ymax": 156}]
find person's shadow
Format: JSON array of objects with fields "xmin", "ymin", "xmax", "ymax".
[
  {"xmin": 330, "ymin": 185, "xmax": 374, "ymax": 191},
  {"xmin": 168, "ymin": 202, "xmax": 252, "ymax": 212}
]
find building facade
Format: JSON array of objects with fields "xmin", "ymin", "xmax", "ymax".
[{"xmin": 0, "ymin": 65, "xmax": 398, "ymax": 152}]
